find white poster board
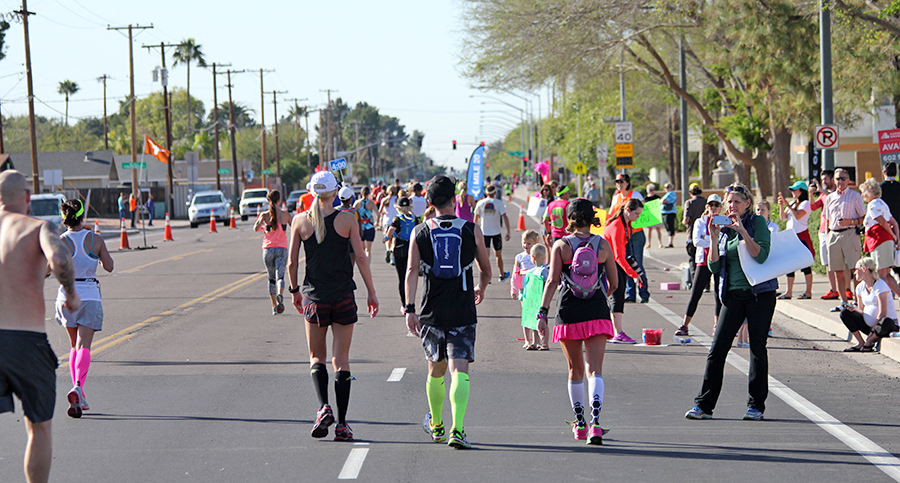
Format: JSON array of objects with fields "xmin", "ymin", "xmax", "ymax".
[
  {"xmin": 526, "ymin": 196, "xmax": 547, "ymax": 217},
  {"xmin": 737, "ymin": 229, "xmax": 815, "ymax": 286}
]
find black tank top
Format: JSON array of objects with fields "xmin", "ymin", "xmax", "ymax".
[
  {"xmin": 555, "ymin": 236, "xmax": 611, "ymax": 325},
  {"xmin": 301, "ymin": 211, "xmax": 356, "ymax": 302}
]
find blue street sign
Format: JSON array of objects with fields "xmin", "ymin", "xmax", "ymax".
[{"xmin": 329, "ymin": 157, "xmax": 348, "ymax": 171}]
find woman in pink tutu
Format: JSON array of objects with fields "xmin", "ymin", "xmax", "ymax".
[{"xmin": 537, "ymin": 198, "xmax": 618, "ymax": 445}]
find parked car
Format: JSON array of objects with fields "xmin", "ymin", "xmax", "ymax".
[
  {"xmin": 30, "ymin": 193, "xmax": 67, "ymax": 228},
  {"xmin": 188, "ymin": 190, "xmax": 231, "ymax": 228},
  {"xmin": 239, "ymin": 188, "xmax": 269, "ymax": 221},
  {"xmin": 285, "ymin": 190, "xmax": 304, "ymax": 213}
]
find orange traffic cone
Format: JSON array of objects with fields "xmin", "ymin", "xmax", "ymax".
[
  {"xmin": 229, "ymin": 208, "xmax": 237, "ymax": 229},
  {"xmin": 209, "ymin": 209, "xmax": 218, "ymax": 233},
  {"xmin": 515, "ymin": 205, "xmax": 526, "ymax": 231},
  {"xmin": 93, "ymin": 220, "xmax": 100, "ymax": 235},
  {"xmin": 119, "ymin": 218, "xmax": 130, "ymax": 249},
  {"xmin": 163, "ymin": 213, "xmax": 174, "ymax": 241},
  {"xmin": 281, "ymin": 201, "xmax": 286, "ymax": 211}
]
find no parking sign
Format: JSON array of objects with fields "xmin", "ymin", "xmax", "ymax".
[{"xmin": 814, "ymin": 125, "xmax": 840, "ymax": 150}]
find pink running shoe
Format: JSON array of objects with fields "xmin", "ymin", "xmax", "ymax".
[
  {"xmin": 572, "ymin": 421, "xmax": 587, "ymax": 440},
  {"xmin": 610, "ymin": 332, "xmax": 637, "ymax": 344},
  {"xmin": 588, "ymin": 424, "xmax": 604, "ymax": 445}
]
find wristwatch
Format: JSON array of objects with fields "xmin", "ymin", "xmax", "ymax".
[
  {"xmin": 288, "ymin": 286, "xmax": 300, "ymax": 294},
  {"xmin": 405, "ymin": 304, "xmax": 416, "ymax": 315}
]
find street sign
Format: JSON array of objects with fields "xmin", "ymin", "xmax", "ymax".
[
  {"xmin": 329, "ymin": 157, "xmax": 348, "ymax": 171},
  {"xmin": 43, "ymin": 169, "xmax": 62, "ymax": 187},
  {"xmin": 615, "ymin": 122, "xmax": 633, "ymax": 144},
  {"xmin": 572, "ymin": 161, "xmax": 588, "ymax": 175},
  {"xmin": 878, "ymin": 128, "xmax": 900, "ymax": 164},
  {"xmin": 814, "ymin": 124, "xmax": 840, "ymax": 150},
  {"xmin": 217, "ymin": 168, "xmax": 230, "ymax": 174},
  {"xmin": 615, "ymin": 143, "xmax": 634, "ymax": 169},
  {"xmin": 260, "ymin": 169, "xmax": 273, "ymax": 175},
  {"xmin": 508, "ymin": 151, "xmax": 524, "ymax": 157},
  {"xmin": 122, "ymin": 162, "xmax": 147, "ymax": 169},
  {"xmin": 597, "ymin": 142, "xmax": 608, "ymax": 161}
]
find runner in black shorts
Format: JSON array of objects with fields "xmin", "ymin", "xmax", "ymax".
[
  {"xmin": 287, "ymin": 170, "xmax": 379, "ymax": 443},
  {"xmin": 0, "ymin": 170, "xmax": 79, "ymax": 483},
  {"xmin": 405, "ymin": 175, "xmax": 492, "ymax": 450},
  {"xmin": 484, "ymin": 234, "xmax": 503, "ymax": 251}
]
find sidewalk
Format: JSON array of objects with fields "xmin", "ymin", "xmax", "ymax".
[{"xmin": 511, "ymin": 183, "xmax": 900, "ymax": 364}]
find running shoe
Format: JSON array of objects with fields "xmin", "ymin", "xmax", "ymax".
[
  {"xmin": 610, "ymin": 332, "xmax": 637, "ymax": 344},
  {"xmin": 572, "ymin": 421, "xmax": 587, "ymax": 440},
  {"xmin": 66, "ymin": 387, "xmax": 82, "ymax": 419},
  {"xmin": 845, "ymin": 289, "xmax": 854, "ymax": 300},
  {"xmin": 587, "ymin": 424, "xmax": 604, "ymax": 445},
  {"xmin": 276, "ymin": 294, "xmax": 285, "ymax": 314},
  {"xmin": 76, "ymin": 385, "xmax": 89, "ymax": 411},
  {"xmin": 311, "ymin": 404, "xmax": 335, "ymax": 438},
  {"xmin": 743, "ymin": 408, "xmax": 764, "ymax": 421},
  {"xmin": 685, "ymin": 406, "xmax": 712, "ymax": 420},
  {"xmin": 447, "ymin": 428, "xmax": 471, "ymax": 449},
  {"xmin": 272, "ymin": 307, "xmax": 278, "ymax": 316},
  {"xmin": 675, "ymin": 325, "xmax": 690, "ymax": 337},
  {"xmin": 623, "ymin": 298, "xmax": 636, "ymax": 304},
  {"xmin": 640, "ymin": 298, "xmax": 649, "ymax": 303},
  {"xmin": 820, "ymin": 290, "xmax": 839, "ymax": 300},
  {"xmin": 333, "ymin": 423, "xmax": 354, "ymax": 441},
  {"xmin": 500, "ymin": 271, "xmax": 511, "ymax": 282},
  {"xmin": 423, "ymin": 412, "xmax": 447, "ymax": 443},
  {"xmin": 385, "ymin": 250, "xmax": 391, "ymax": 264},
  {"xmin": 768, "ymin": 329, "xmax": 773, "ymax": 337}
]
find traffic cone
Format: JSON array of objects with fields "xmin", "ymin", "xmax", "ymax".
[
  {"xmin": 515, "ymin": 205, "xmax": 526, "ymax": 231},
  {"xmin": 163, "ymin": 213, "xmax": 174, "ymax": 241},
  {"xmin": 281, "ymin": 201, "xmax": 286, "ymax": 211},
  {"xmin": 209, "ymin": 209, "xmax": 218, "ymax": 233},
  {"xmin": 119, "ymin": 218, "xmax": 130, "ymax": 249},
  {"xmin": 93, "ymin": 220, "xmax": 100, "ymax": 235},
  {"xmin": 229, "ymin": 208, "xmax": 237, "ymax": 229}
]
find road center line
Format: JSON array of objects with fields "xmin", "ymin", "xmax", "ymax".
[
  {"xmin": 337, "ymin": 448, "xmax": 369, "ymax": 480},
  {"xmin": 645, "ymin": 299, "xmax": 900, "ymax": 481},
  {"xmin": 387, "ymin": 368, "xmax": 406, "ymax": 382}
]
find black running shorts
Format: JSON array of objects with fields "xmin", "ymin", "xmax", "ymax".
[{"xmin": 0, "ymin": 329, "xmax": 58, "ymax": 423}]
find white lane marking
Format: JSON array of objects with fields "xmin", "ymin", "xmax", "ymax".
[
  {"xmin": 387, "ymin": 368, "xmax": 407, "ymax": 382},
  {"xmin": 645, "ymin": 299, "xmax": 900, "ymax": 481},
  {"xmin": 338, "ymin": 448, "xmax": 369, "ymax": 480}
]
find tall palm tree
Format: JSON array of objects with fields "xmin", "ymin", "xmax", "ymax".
[
  {"xmin": 171, "ymin": 38, "xmax": 206, "ymax": 137},
  {"xmin": 57, "ymin": 80, "xmax": 79, "ymax": 126}
]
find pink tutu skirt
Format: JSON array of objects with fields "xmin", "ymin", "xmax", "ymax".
[{"xmin": 552, "ymin": 319, "xmax": 615, "ymax": 342}]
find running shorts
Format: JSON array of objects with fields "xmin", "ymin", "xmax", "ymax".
[
  {"xmin": 420, "ymin": 323, "xmax": 476, "ymax": 363},
  {"xmin": 55, "ymin": 300, "xmax": 104, "ymax": 331},
  {"xmin": 303, "ymin": 293, "xmax": 358, "ymax": 327},
  {"xmin": 484, "ymin": 234, "xmax": 503, "ymax": 251},
  {"xmin": 0, "ymin": 329, "xmax": 58, "ymax": 423}
]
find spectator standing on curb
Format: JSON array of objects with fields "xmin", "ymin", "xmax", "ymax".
[
  {"xmin": 840, "ymin": 257, "xmax": 899, "ymax": 352},
  {"xmin": 128, "ymin": 193, "xmax": 137, "ymax": 228},
  {"xmin": 611, "ymin": 174, "xmax": 648, "ymax": 303},
  {"xmin": 683, "ymin": 183, "xmax": 707, "ymax": 289},
  {"xmin": 685, "ymin": 183, "xmax": 775, "ymax": 422},
  {"xmin": 586, "ymin": 181, "xmax": 602, "ymax": 209},
  {"xmin": 810, "ymin": 171, "xmax": 839, "ymax": 299},
  {"xmin": 117, "ymin": 192, "xmax": 126, "ymax": 222},
  {"xmin": 0, "ymin": 170, "xmax": 80, "ymax": 483},
  {"xmin": 777, "ymin": 182, "xmax": 814, "ymax": 300},
  {"xmin": 602, "ymin": 197, "xmax": 644, "ymax": 344},
  {"xmin": 879, "ymin": 162, "xmax": 900, "ymax": 283},
  {"xmin": 660, "ymin": 183, "xmax": 678, "ymax": 248},
  {"xmin": 146, "ymin": 195, "xmax": 155, "ymax": 226},
  {"xmin": 825, "ymin": 168, "xmax": 866, "ymax": 308},
  {"xmin": 859, "ymin": 178, "xmax": 900, "ymax": 297},
  {"xmin": 405, "ymin": 175, "xmax": 492, "ymax": 450},
  {"xmin": 474, "ymin": 184, "xmax": 511, "ymax": 281}
]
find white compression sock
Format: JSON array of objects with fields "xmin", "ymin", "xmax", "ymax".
[
  {"xmin": 587, "ymin": 375, "xmax": 604, "ymax": 425},
  {"xmin": 568, "ymin": 379, "xmax": 585, "ymax": 423}
]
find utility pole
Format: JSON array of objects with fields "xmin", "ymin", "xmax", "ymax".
[
  {"xmin": 820, "ymin": 0, "xmax": 835, "ymax": 170},
  {"xmin": 17, "ymin": 1, "xmax": 38, "ymax": 192},
  {"xmin": 320, "ymin": 89, "xmax": 337, "ymax": 163},
  {"xmin": 109, "ymin": 23, "xmax": 153, "ymax": 199},
  {"xmin": 96, "ymin": 75, "xmax": 110, "ymax": 151},
  {"xmin": 270, "ymin": 90, "xmax": 287, "ymax": 188},
  {"xmin": 211, "ymin": 63, "xmax": 230, "ymax": 193},
  {"xmin": 142, "ymin": 42, "xmax": 179, "ymax": 214},
  {"xmin": 257, "ymin": 69, "xmax": 274, "ymax": 187},
  {"xmin": 225, "ymin": 69, "xmax": 245, "ymax": 208}
]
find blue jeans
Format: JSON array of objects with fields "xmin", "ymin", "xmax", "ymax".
[{"xmin": 626, "ymin": 230, "xmax": 650, "ymax": 300}]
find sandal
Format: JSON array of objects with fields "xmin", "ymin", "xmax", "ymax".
[
  {"xmin": 776, "ymin": 294, "xmax": 792, "ymax": 300},
  {"xmin": 538, "ymin": 345, "xmax": 550, "ymax": 351},
  {"xmin": 861, "ymin": 344, "xmax": 876, "ymax": 352},
  {"xmin": 843, "ymin": 346, "xmax": 861, "ymax": 352},
  {"xmin": 523, "ymin": 344, "xmax": 537, "ymax": 350},
  {"xmin": 797, "ymin": 293, "xmax": 811, "ymax": 300}
]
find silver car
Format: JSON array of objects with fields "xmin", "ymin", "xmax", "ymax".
[{"xmin": 188, "ymin": 191, "xmax": 231, "ymax": 228}]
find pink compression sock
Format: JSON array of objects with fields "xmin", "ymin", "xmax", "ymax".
[
  {"xmin": 69, "ymin": 348, "xmax": 77, "ymax": 387},
  {"xmin": 74, "ymin": 348, "xmax": 91, "ymax": 388}
]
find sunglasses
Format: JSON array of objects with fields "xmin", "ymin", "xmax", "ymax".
[
  {"xmin": 725, "ymin": 185, "xmax": 748, "ymax": 194},
  {"xmin": 708, "ymin": 202, "xmax": 721, "ymax": 207},
  {"xmin": 615, "ymin": 180, "xmax": 626, "ymax": 183},
  {"xmin": 836, "ymin": 176, "xmax": 849, "ymax": 181}
]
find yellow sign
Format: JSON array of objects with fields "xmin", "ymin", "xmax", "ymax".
[
  {"xmin": 615, "ymin": 144, "xmax": 633, "ymax": 157},
  {"xmin": 572, "ymin": 161, "xmax": 588, "ymax": 175},
  {"xmin": 590, "ymin": 208, "xmax": 608, "ymax": 236}
]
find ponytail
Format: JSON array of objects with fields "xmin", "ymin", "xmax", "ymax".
[
  {"xmin": 61, "ymin": 199, "xmax": 85, "ymax": 227},
  {"xmin": 266, "ymin": 190, "xmax": 280, "ymax": 232},
  {"xmin": 309, "ymin": 195, "xmax": 326, "ymax": 243}
]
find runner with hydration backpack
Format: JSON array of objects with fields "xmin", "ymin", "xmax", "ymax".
[
  {"xmin": 385, "ymin": 197, "xmax": 420, "ymax": 313},
  {"xmin": 538, "ymin": 198, "xmax": 618, "ymax": 445},
  {"xmin": 405, "ymin": 175, "xmax": 492, "ymax": 450}
]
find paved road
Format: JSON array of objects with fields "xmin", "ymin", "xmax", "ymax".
[{"xmin": 1, "ymin": 211, "xmax": 899, "ymax": 482}]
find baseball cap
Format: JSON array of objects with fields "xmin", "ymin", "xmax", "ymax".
[
  {"xmin": 566, "ymin": 197, "xmax": 596, "ymax": 220},
  {"xmin": 397, "ymin": 197, "xmax": 411, "ymax": 207},
  {"xmin": 615, "ymin": 173, "xmax": 630, "ymax": 183},
  {"xmin": 689, "ymin": 182, "xmax": 702, "ymax": 195},
  {"xmin": 707, "ymin": 194, "xmax": 723, "ymax": 204},
  {"xmin": 338, "ymin": 186, "xmax": 354, "ymax": 200},
  {"xmin": 310, "ymin": 171, "xmax": 338, "ymax": 195},
  {"xmin": 426, "ymin": 175, "xmax": 456, "ymax": 204},
  {"xmin": 788, "ymin": 180, "xmax": 808, "ymax": 191}
]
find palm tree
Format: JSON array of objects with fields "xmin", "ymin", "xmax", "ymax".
[
  {"xmin": 57, "ymin": 80, "xmax": 79, "ymax": 126},
  {"xmin": 171, "ymin": 38, "xmax": 206, "ymax": 137}
]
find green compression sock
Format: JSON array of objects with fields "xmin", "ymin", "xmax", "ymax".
[
  {"xmin": 449, "ymin": 372, "xmax": 470, "ymax": 431},
  {"xmin": 426, "ymin": 376, "xmax": 445, "ymax": 426}
]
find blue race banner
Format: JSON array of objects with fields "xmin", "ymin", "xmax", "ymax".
[{"xmin": 467, "ymin": 145, "xmax": 485, "ymax": 200}]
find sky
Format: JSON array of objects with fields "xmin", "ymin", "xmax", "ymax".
[{"xmin": 0, "ymin": 0, "xmax": 539, "ymax": 172}]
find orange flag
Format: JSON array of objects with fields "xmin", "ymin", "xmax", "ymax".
[{"xmin": 144, "ymin": 135, "xmax": 171, "ymax": 163}]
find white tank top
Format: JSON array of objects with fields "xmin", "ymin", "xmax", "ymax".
[
  {"xmin": 384, "ymin": 196, "xmax": 398, "ymax": 225},
  {"xmin": 57, "ymin": 229, "xmax": 101, "ymax": 302}
]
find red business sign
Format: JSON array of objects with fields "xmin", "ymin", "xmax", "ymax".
[{"xmin": 878, "ymin": 128, "xmax": 900, "ymax": 164}]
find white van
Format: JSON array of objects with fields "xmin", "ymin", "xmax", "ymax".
[{"xmin": 30, "ymin": 193, "xmax": 67, "ymax": 228}]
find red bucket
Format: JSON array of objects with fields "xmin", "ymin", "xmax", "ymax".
[{"xmin": 642, "ymin": 329, "xmax": 662, "ymax": 345}]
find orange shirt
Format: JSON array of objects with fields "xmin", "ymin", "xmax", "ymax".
[
  {"xmin": 129, "ymin": 197, "xmax": 137, "ymax": 211},
  {"xmin": 299, "ymin": 193, "xmax": 314, "ymax": 212}
]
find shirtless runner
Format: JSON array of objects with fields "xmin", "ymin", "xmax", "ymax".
[{"xmin": 0, "ymin": 170, "xmax": 80, "ymax": 483}]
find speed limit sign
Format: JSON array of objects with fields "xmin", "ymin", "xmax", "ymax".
[{"xmin": 615, "ymin": 122, "xmax": 633, "ymax": 144}]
